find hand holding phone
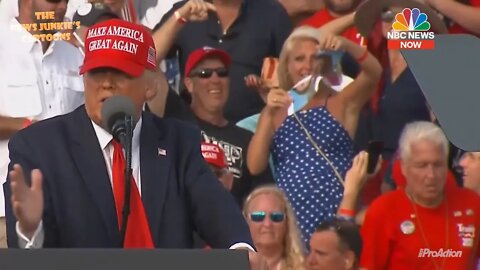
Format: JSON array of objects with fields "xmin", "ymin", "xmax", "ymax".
[{"xmin": 367, "ymin": 141, "xmax": 384, "ymax": 174}]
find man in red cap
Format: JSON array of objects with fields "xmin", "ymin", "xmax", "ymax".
[
  {"xmin": 4, "ymin": 19, "xmax": 261, "ymax": 266},
  {"xmin": 152, "ymin": 0, "xmax": 292, "ymax": 123},
  {"xmin": 183, "ymin": 46, "xmax": 275, "ymax": 207}
]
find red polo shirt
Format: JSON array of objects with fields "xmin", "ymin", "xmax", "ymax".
[
  {"xmin": 360, "ymin": 187, "xmax": 480, "ymax": 270},
  {"xmin": 300, "ymin": 9, "xmax": 365, "ymax": 46}
]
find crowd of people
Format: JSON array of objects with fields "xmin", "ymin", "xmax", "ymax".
[{"xmin": 1, "ymin": 0, "xmax": 480, "ymax": 269}]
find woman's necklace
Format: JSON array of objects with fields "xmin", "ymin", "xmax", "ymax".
[{"xmin": 405, "ymin": 190, "xmax": 449, "ymax": 270}]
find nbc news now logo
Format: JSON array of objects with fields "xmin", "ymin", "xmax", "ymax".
[{"xmin": 387, "ymin": 8, "xmax": 435, "ymax": 50}]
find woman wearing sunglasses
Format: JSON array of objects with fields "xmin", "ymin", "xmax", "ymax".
[
  {"xmin": 242, "ymin": 152, "xmax": 374, "ymax": 270},
  {"xmin": 247, "ymin": 26, "xmax": 381, "ymax": 247},
  {"xmin": 243, "ymin": 185, "xmax": 306, "ymax": 270}
]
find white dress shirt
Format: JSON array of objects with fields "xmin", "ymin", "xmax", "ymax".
[
  {"xmin": 0, "ymin": 18, "xmax": 84, "ymax": 218},
  {"xmin": 0, "ymin": 0, "xmax": 18, "ymax": 24},
  {"xmin": 17, "ymin": 119, "xmax": 254, "ymax": 251}
]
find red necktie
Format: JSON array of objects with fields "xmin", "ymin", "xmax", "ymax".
[{"xmin": 111, "ymin": 139, "xmax": 154, "ymax": 248}]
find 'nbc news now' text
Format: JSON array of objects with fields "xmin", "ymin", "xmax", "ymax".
[{"xmin": 387, "ymin": 31, "xmax": 435, "ymax": 50}]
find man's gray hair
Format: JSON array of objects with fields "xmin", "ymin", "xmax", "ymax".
[{"xmin": 398, "ymin": 121, "xmax": 449, "ymax": 161}]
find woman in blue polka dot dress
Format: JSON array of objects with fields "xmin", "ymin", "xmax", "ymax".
[{"xmin": 247, "ymin": 26, "xmax": 382, "ymax": 246}]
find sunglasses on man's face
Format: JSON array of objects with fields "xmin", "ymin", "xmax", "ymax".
[
  {"xmin": 250, "ymin": 211, "xmax": 285, "ymax": 223},
  {"xmin": 190, "ymin": 67, "xmax": 229, "ymax": 79}
]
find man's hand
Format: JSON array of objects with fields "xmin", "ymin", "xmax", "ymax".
[
  {"xmin": 9, "ymin": 164, "xmax": 44, "ymax": 239},
  {"xmin": 344, "ymin": 151, "xmax": 382, "ymax": 194},
  {"xmin": 317, "ymin": 34, "xmax": 347, "ymax": 53},
  {"xmin": 177, "ymin": 0, "xmax": 217, "ymax": 22},
  {"xmin": 244, "ymin": 74, "xmax": 264, "ymax": 89},
  {"xmin": 265, "ymin": 88, "xmax": 292, "ymax": 115},
  {"xmin": 219, "ymin": 170, "xmax": 234, "ymax": 191}
]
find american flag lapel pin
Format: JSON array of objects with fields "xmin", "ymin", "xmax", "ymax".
[{"xmin": 158, "ymin": 147, "xmax": 167, "ymax": 156}]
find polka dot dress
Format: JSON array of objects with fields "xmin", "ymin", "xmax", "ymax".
[{"xmin": 271, "ymin": 106, "xmax": 354, "ymax": 247}]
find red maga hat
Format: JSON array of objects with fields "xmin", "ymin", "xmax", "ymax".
[
  {"xmin": 80, "ymin": 19, "xmax": 157, "ymax": 77},
  {"xmin": 201, "ymin": 142, "xmax": 228, "ymax": 169},
  {"xmin": 184, "ymin": 47, "xmax": 231, "ymax": 77}
]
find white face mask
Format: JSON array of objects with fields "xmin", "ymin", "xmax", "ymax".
[
  {"xmin": 287, "ymin": 74, "xmax": 321, "ymax": 116},
  {"xmin": 73, "ymin": 31, "xmax": 85, "ymax": 57}
]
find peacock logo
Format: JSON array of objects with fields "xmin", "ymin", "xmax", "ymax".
[
  {"xmin": 386, "ymin": 8, "xmax": 435, "ymax": 50},
  {"xmin": 392, "ymin": 8, "xmax": 431, "ymax": 31}
]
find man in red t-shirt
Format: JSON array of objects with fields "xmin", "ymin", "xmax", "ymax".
[
  {"xmin": 300, "ymin": 0, "xmax": 365, "ymax": 46},
  {"xmin": 360, "ymin": 121, "xmax": 480, "ymax": 270},
  {"xmin": 424, "ymin": 0, "xmax": 480, "ymax": 36}
]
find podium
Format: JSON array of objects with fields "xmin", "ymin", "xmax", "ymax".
[{"xmin": 0, "ymin": 249, "xmax": 250, "ymax": 270}]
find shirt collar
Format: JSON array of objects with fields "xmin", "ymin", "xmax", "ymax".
[
  {"xmin": 9, "ymin": 18, "xmax": 35, "ymax": 50},
  {"xmin": 91, "ymin": 117, "xmax": 142, "ymax": 151}
]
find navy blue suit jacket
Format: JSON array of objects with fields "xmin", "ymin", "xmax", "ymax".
[{"xmin": 4, "ymin": 106, "xmax": 253, "ymax": 248}]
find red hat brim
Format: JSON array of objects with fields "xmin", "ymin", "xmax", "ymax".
[
  {"xmin": 185, "ymin": 49, "xmax": 232, "ymax": 77},
  {"xmin": 80, "ymin": 55, "xmax": 146, "ymax": 77}
]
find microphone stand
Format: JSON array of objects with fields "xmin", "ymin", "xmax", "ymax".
[{"xmin": 119, "ymin": 115, "xmax": 134, "ymax": 247}]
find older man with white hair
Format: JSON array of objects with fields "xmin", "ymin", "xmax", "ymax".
[{"xmin": 360, "ymin": 121, "xmax": 480, "ymax": 270}]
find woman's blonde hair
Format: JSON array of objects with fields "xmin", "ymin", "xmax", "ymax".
[
  {"xmin": 278, "ymin": 26, "xmax": 344, "ymax": 91},
  {"xmin": 243, "ymin": 185, "xmax": 306, "ymax": 270}
]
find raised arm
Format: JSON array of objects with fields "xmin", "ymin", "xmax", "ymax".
[
  {"xmin": 318, "ymin": 12, "xmax": 356, "ymax": 35},
  {"xmin": 332, "ymin": 36, "xmax": 382, "ymax": 114},
  {"xmin": 337, "ymin": 151, "xmax": 382, "ymax": 223},
  {"xmin": 152, "ymin": 0, "xmax": 217, "ymax": 62},
  {"xmin": 426, "ymin": 0, "xmax": 480, "ymax": 36},
  {"xmin": 247, "ymin": 89, "xmax": 291, "ymax": 175}
]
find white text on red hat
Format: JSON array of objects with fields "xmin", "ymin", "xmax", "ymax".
[
  {"xmin": 87, "ymin": 25, "xmax": 144, "ymax": 42},
  {"xmin": 89, "ymin": 39, "xmax": 138, "ymax": 54},
  {"xmin": 201, "ymin": 144, "xmax": 221, "ymax": 152}
]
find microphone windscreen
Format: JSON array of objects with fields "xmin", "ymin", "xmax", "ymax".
[{"xmin": 101, "ymin": 95, "xmax": 137, "ymax": 134}]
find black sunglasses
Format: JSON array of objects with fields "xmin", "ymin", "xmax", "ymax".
[
  {"xmin": 250, "ymin": 211, "xmax": 285, "ymax": 223},
  {"xmin": 190, "ymin": 67, "xmax": 229, "ymax": 79},
  {"xmin": 46, "ymin": 0, "xmax": 68, "ymax": 3},
  {"xmin": 381, "ymin": 10, "xmax": 395, "ymax": 23}
]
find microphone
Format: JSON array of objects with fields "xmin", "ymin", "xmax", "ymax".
[
  {"xmin": 101, "ymin": 95, "xmax": 136, "ymax": 247},
  {"xmin": 101, "ymin": 95, "xmax": 137, "ymax": 146}
]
